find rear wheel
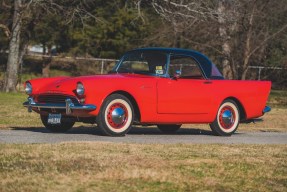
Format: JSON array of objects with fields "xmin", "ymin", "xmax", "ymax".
[
  {"xmin": 97, "ymin": 94, "xmax": 134, "ymax": 136},
  {"xmin": 40, "ymin": 115, "xmax": 75, "ymax": 133},
  {"xmin": 209, "ymin": 99, "xmax": 240, "ymax": 136},
  {"xmin": 157, "ymin": 124, "xmax": 181, "ymax": 133}
]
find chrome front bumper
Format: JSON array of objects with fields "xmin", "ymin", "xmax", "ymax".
[{"xmin": 23, "ymin": 97, "xmax": 96, "ymax": 115}]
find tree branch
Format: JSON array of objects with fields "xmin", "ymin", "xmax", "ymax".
[
  {"xmin": 2, "ymin": 0, "xmax": 12, "ymax": 9},
  {"xmin": 248, "ymin": 23, "xmax": 287, "ymax": 58},
  {"xmin": 0, "ymin": 24, "xmax": 11, "ymax": 38},
  {"xmin": 181, "ymin": 36, "xmax": 223, "ymax": 54}
]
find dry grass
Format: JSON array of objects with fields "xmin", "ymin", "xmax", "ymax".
[
  {"xmin": 239, "ymin": 108, "xmax": 287, "ymax": 132},
  {"xmin": 268, "ymin": 90, "xmax": 287, "ymax": 108},
  {"xmin": 0, "ymin": 93, "xmax": 286, "ymax": 191},
  {"xmin": 0, "ymin": 92, "xmax": 286, "ymax": 132},
  {"xmin": 179, "ymin": 108, "xmax": 287, "ymax": 132},
  {"xmin": 0, "ymin": 142, "xmax": 286, "ymax": 192},
  {"xmin": 0, "ymin": 93, "xmax": 43, "ymax": 128}
]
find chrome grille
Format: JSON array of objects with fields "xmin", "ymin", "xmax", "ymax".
[{"xmin": 37, "ymin": 94, "xmax": 79, "ymax": 104}]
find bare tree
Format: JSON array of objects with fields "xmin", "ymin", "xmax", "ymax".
[
  {"xmin": 140, "ymin": 0, "xmax": 237, "ymax": 79},
  {"xmin": 217, "ymin": 1, "xmax": 232, "ymax": 79},
  {"xmin": 239, "ymin": 0, "xmax": 287, "ymax": 80},
  {"xmin": 4, "ymin": 0, "xmax": 22, "ymax": 92},
  {"xmin": 140, "ymin": 0, "xmax": 287, "ymax": 80},
  {"xmin": 2, "ymin": 0, "xmax": 98, "ymax": 92}
]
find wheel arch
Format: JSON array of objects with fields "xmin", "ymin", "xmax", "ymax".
[
  {"xmin": 107, "ymin": 90, "xmax": 141, "ymax": 122},
  {"xmin": 223, "ymin": 97, "xmax": 246, "ymax": 121}
]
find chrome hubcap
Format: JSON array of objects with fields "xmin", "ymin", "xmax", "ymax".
[
  {"xmin": 111, "ymin": 107, "xmax": 126, "ymax": 124},
  {"xmin": 222, "ymin": 110, "xmax": 234, "ymax": 126},
  {"xmin": 219, "ymin": 106, "xmax": 236, "ymax": 129},
  {"xmin": 107, "ymin": 102, "xmax": 128, "ymax": 129}
]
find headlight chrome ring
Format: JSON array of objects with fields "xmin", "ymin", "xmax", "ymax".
[
  {"xmin": 25, "ymin": 82, "xmax": 32, "ymax": 95},
  {"xmin": 76, "ymin": 82, "xmax": 85, "ymax": 96}
]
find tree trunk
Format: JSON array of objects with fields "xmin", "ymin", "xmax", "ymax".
[
  {"xmin": 241, "ymin": 2, "xmax": 255, "ymax": 80},
  {"xmin": 42, "ymin": 61, "xmax": 51, "ymax": 77},
  {"xmin": 241, "ymin": 55, "xmax": 250, "ymax": 80},
  {"xmin": 17, "ymin": 43, "xmax": 28, "ymax": 91},
  {"xmin": 42, "ymin": 44, "xmax": 52, "ymax": 77},
  {"xmin": 3, "ymin": 0, "xmax": 22, "ymax": 92},
  {"xmin": 221, "ymin": 42, "xmax": 232, "ymax": 79},
  {"xmin": 217, "ymin": 1, "xmax": 233, "ymax": 79}
]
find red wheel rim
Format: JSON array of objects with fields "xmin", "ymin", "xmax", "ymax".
[
  {"xmin": 106, "ymin": 102, "xmax": 128, "ymax": 129},
  {"xmin": 219, "ymin": 106, "xmax": 236, "ymax": 129}
]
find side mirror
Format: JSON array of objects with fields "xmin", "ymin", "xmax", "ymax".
[{"xmin": 172, "ymin": 70, "xmax": 181, "ymax": 80}]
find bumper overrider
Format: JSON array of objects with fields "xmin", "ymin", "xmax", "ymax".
[
  {"xmin": 23, "ymin": 97, "xmax": 97, "ymax": 115},
  {"xmin": 263, "ymin": 106, "xmax": 271, "ymax": 114}
]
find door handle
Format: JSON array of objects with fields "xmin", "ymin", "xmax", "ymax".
[{"xmin": 204, "ymin": 81, "xmax": 212, "ymax": 84}]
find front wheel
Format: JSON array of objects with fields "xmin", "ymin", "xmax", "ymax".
[
  {"xmin": 97, "ymin": 94, "xmax": 134, "ymax": 136},
  {"xmin": 40, "ymin": 115, "xmax": 75, "ymax": 133},
  {"xmin": 157, "ymin": 124, "xmax": 181, "ymax": 133},
  {"xmin": 209, "ymin": 100, "xmax": 240, "ymax": 136}
]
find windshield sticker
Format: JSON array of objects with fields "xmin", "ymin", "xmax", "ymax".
[
  {"xmin": 155, "ymin": 69, "xmax": 164, "ymax": 75},
  {"xmin": 156, "ymin": 66, "xmax": 163, "ymax": 70}
]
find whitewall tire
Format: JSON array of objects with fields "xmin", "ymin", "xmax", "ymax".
[
  {"xmin": 97, "ymin": 94, "xmax": 134, "ymax": 136},
  {"xmin": 210, "ymin": 99, "xmax": 240, "ymax": 136}
]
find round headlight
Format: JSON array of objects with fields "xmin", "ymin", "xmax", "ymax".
[
  {"xmin": 25, "ymin": 82, "xmax": 32, "ymax": 94},
  {"xmin": 76, "ymin": 82, "xmax": 85, "ymax": 96}
]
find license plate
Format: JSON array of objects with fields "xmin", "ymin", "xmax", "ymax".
[{"xmin": 47, "ymin": 114, "xmax": 61, "ymax": 124}]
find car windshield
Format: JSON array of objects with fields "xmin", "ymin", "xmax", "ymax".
[{"xmin": 114, "ymin": 51, "xmax": 167, "ymax": 76}]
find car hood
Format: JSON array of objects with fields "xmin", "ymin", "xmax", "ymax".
[{"xmin": 33, "ymin": 73, "xmax": 156, "ymax": 95}]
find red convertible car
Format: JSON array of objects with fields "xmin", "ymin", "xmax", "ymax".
[{"xmin": 23, "ymin": 48, "xmax": 271, "ymax": 136}]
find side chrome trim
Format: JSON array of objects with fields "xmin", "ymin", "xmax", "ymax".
[
  {"xmin": 263, "ymin": 106, "xmax": 271, "ymax": 114},
  {"xmin": 23, "ymin": 97, "xmax": 96, "ymax": 115}
]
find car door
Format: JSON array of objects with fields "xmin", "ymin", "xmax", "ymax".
[{"xmin": 157, "ymin": 55, "xmax": 215, "ymax": 114}]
